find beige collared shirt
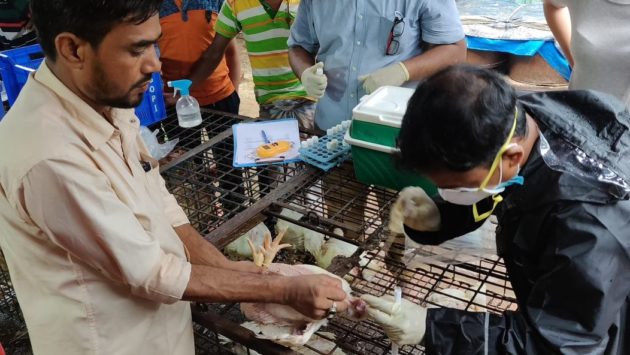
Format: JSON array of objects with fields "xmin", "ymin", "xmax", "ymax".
[{"xmin": 0, "ymin": 62, "xmax": 194, "ymax": 355}]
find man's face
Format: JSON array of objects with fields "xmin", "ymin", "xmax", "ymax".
[{"xmin": 81, "ymin": 15, "xmax": 161, "ymax": 109}]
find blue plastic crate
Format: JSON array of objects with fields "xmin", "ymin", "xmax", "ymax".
[
  {"xmin": 0, "ymin": 44, "xmax": 44, "ymax": 106},
  {"xmin": 135, "ymin": 71, "xmax": 166, "ymax": 126}
]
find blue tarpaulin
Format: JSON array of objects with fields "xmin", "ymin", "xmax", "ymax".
[{"xmin": 466, "ymin": 36, "xmax": 572, "ymax": 81}]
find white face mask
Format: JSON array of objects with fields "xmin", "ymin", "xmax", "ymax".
[
  {"xmin": 437, "ymin": 185, "xmax": 504, "ymax": 206},
  {"xmin": 437, "ymin": 144, "xmax": 521, "ymax": 206}
]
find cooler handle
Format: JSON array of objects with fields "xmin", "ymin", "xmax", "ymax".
[{"xmin": 344, "ymin": 130, "xmax": 400, "ymax": 154}]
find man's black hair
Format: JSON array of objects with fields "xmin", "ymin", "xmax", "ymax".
[
  {"xmin": 30, "ymin": 0, "xmax": 162, "ymax": 62},
  {"xmin": 397, "ymin": 64, "xmax": 527, "ymax": 173}
]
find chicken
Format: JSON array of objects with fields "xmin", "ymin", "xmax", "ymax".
[
  {"xmin": 222, "ymin": 324, "xmax": 347, "ymax": 355},
  {"xmin": 275, "ymin": 208, "xmax": 308, "ymax": 251},
  {"xmin": 426, "ymin": 283, "xmax": 487, "ymax": 312},
  {"xmin": 225, "ymin": 222, "xmax": 271, "ymax": 259},
  {"xmin": 305, "ymin": 228, "xmax": 358, "ymax": 270},
  {"xmin": 276, "ymin": 209, "xmax": 358, "ymax": 269},
  {"xmin": 241, "ymin": 232, "xmax": 368, "ymax": 347}
]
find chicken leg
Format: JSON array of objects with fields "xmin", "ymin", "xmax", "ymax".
[{"xmin": 247, "ymin": 229, "xmax": 291, "ymax": 268}]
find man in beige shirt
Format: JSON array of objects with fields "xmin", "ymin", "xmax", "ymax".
[{"xmin": 0, "ymin": 1, "xmax": 348, "ymax": 354}]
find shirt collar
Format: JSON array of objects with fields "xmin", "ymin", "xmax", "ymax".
[{"xmin": 33, "ymin": 61, "xmax": 137, "ymax": 150}]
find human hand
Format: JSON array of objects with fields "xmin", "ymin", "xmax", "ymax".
[
  {"xmin": 394, "ymin": 187, "xmax": 441, "ymax": 232},
  {"xmin": 358, "ymin": 62, "xmax": 409, "ymax": 94},
  {"xmin": 361, "ymin": 294, "xmax": 427, "ymax": 346},
  {"xmin": 301, "ymin": 62, "xmax": 328, "ymax": 99},
  {"xmin": 284, "ymin": 274, "xmax": 348, "ymax": 320}
]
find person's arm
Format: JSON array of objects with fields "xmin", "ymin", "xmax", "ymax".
[
  {"xmin": 402, "ymin": 196, "xmax": 487, "ymax": 246},
  {"xmin": 413, "ymin": 0, "xmax": 467, "ymax": 80},
  {"xmin": 359, "ymin": 0, "xmax": 466, "ymax": 93},
  {"xmin": 424, "ymin": 202, "xmax": 630, "ymax": 354},
  {"xmin": 21, "ymin": 158, "xmax": 349, "ymax": 319},
  {"xmin": 188, "ymin": 1, "xmax": 241, "ymax": 86},
  {"xmin": 183, "ymin": 263, "xmax": 349, "ymax": 319},
  {"xmin": 287, "ymin": 0, "xmax": 318, "ymax": 79},
  {"xmin": 224, "ymin": 38, "xmax": 241, "ymax": 90},
  {"xmin": 288, "ymin": 45, "xmax": 316, "ymax": 80},
  {"xmin": 188, "ymin": 34, "xmax": 233, "ymax": 87},
  {"xmin": 543, "ymin": 0, "xmax": 574, "ymax": 67},
  {"xmin": 174, "ymin": 223, "xmax": 262, "ymax": 274},
  {"xmin": 403, "ymin": 40, "xmax": 466, "ymax": 81}
]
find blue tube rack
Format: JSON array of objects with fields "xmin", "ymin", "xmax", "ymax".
[{"xmin": 299, "ymin": 120, "xmax": 352, "ymax": 171}]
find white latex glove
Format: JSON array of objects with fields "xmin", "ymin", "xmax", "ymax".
[
  {"xmin": 396, "ymin": 187, "xmax": 441, "ymax": 232},
  {"xmin": 300, "ymin": 62, "xmax": 328, "ymax": 99},
  {"xmin": 362, "ymin": 294, "xmax": 427, "ymax": 346},
  {"xmin": 358, "ymin": 62, "xmax": 410, "ymax": 94}
]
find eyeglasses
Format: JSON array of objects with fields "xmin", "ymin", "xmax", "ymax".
[{"xmin": 386, "ymin": 12, "xmax": 405, "ymax": 56}]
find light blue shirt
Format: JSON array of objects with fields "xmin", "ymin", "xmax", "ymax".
[{"xmin": 288, "ymin": 0, "xmax": 464, "ymax": 130}]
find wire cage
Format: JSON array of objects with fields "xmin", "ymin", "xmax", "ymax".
[
  {"xmin": 186, "ymin": 153, "xmax": 518, "ymax": 354},
  {"xmin": 0, "ymin": 252, "xmax": 31, "ymax": 355}
]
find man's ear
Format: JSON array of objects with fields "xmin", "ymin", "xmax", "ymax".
[
  {"xmin": 503, "ymin": 144, "xmax": 524, "ymax": 169},
  {"xmin": 54, "ymin": 33, "xmax": 89, "ymax": 69}
]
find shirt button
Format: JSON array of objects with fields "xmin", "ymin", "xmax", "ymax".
[
  {"xmin": 352, "ymin": 66, "xmax": 357, "ymax": 72},
  {"xmin": 356, "ymin": 41, "xmax": 361, "ymax": 46},
  {"xmin": 350, "ymin": 94, "xmax": 355, "ymax": 98},
  {"xmin": 130, "ymin": 119, "xmax": 136, "ymax": 124},
  {"xmin": 358, "ymin": 14, "xmax": 363, "ymax": 20}
]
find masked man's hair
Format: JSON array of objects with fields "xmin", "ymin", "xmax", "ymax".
[
  {"xmin": 31, "ymin": 0, "xmax": 162, "ymax": 62},
  {"xmin": 397, "ymin": 64, "xmax": 527, "ymax": 173}
]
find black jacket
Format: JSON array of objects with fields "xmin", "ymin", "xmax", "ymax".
[{"xmin": 404, "ymin": 91, "xmax": 630, "ymax": 355}]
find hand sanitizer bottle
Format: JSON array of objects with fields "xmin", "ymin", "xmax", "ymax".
[{"xmin": 167, "ymin": 79, "xmax": 202, "ymax": 128}]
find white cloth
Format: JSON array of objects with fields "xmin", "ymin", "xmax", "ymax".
[{"xmin": 549, "ymin": 0, "xmax": 630, "ymax": 109}]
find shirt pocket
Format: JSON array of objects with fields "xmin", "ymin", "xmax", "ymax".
[
  {"xmin": 375, "ymin": 15, "xmax": 420, "ymax": 56},
  {"xmin": 375, "ymin": 16, "xmax": 395, "ymax": 56}
]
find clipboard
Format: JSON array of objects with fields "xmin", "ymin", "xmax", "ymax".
[{"xmin": 232, "ymin": 118, "xmax": 302, "ymax": 168}]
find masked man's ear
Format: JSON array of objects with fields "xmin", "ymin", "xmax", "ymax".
[{"xmin": 503, "ymin": 144, "xmax": 524, "ymax": 169}]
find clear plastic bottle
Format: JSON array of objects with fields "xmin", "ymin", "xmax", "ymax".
[
  {"xmin": 167, "ymin": 79, "xmax": 202, "ymax": 128},
  {"xmin": 176, "ymin": 95, "xmax": 202, "ymax": 128}
]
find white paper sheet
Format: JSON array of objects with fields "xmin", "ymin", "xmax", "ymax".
[{"xmin": 232, "ymin": 119, "xmax": 301, "ymax": 167}]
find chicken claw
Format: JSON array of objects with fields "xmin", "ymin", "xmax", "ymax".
[{"xmin": 248, "ymin": 229, "xmax": 292, "ymax": 268}]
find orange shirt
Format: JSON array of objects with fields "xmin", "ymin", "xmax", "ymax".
[{"xmin": 159, "ymin": 3, "xmax": 234, "ymax": 106}]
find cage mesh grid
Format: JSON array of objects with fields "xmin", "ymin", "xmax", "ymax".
[
  {"xmin": 162, "ymin": 143, "xmax": 307, "ymax": 236},
  {"xmin": 192, "ymin": 161, "xmax": 518, "ymax": 355},
  {"xmin": 153, "ymin": 109, "xmax": 245, "ymax": 152},
  {"xmin": 268, "ymin": 162, "xmax": 399, "ymax": 245}
]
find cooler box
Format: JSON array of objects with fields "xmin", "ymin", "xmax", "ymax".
[
  {"xmin": 0, "ymin": 44, "xmax": 166, "ymax": 126},
  {"xmin": 344, "ymin": 86, "xmax": 437, "ymax": 194}
]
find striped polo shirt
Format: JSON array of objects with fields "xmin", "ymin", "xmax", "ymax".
[{"xmin": 215, "ymin": 0, "xmax": 309, "ymax": 105}]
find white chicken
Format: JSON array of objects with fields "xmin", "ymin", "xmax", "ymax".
[
  {"xmin": 224, "ymin": 222, "xmax": 271, "ymax": 259},
  {"xmin": 275, "ymin": 208, "xmax": 309, "ymax": 251},
  {"xmin": 426, "ymin": 283, "xmax": 487, "ymax": 312},
  {"xmin": 276, "ymin": 208, "xmax": 358, "ymax": 269},
  {"xmin": 223, "ymin": 324, "xmax": 347, "ymax": 355},
  {"xmin": 241, "ymin": 232, "xmax": 368, "ymax": 347}
]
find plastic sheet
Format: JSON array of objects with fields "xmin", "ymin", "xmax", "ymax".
[
  {"xmin": 139, "ymin": 126, "xmax": 179, "ymax": 161},
  {"xmin": 539, "ymin": 131, "xmax": 630, "ymax": 199},
  {"xmin": 400, "ymin": 220, "xmax": 498, "ymax": 266}
]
